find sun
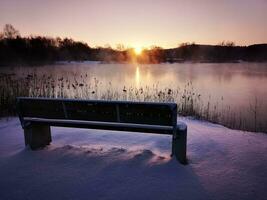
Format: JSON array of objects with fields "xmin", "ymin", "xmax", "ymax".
[{"xmin": 134, "ymin": 47, "xmax": 143, "ymax": 55}]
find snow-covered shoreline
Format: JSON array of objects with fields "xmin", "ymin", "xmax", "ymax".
[{"xmin": 0, "ymin": 117, "xmax": 266, "ymax": 200}]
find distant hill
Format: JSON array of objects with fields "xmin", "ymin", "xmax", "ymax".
[{"xmin": 165, "ymin": 44, "xmax": 267, "ymax": 63}]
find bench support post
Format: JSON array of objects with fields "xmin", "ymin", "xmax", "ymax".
[
  {"xmin": 24, "ymin": 123, "xmax": 52, "ymax": 150},
  {"xmin": 172, "ymin": 122, "xmax": 187, "ymax": 164}
]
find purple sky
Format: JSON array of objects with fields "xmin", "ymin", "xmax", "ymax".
[{"xmin": 0, "ymin": 0, "xmax": 266, "ymax": 48}]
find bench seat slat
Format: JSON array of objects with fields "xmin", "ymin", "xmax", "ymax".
[{"xmin": 24, "ymin": 117, "xmax": 174, "ymax": 135}]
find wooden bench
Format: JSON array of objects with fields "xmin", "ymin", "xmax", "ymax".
[{"xmin": 17, "ymin": 97, "xmax": 187, "ymax": 164}]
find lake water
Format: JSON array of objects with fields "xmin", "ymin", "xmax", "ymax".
[{"xmin": 1, "ymin": 62, "xmax": 267, "ymax": 132}]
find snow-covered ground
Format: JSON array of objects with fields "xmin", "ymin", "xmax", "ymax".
[{"xmin": 0, "ymin": 117, "xmax": 266, "ymax": 200}]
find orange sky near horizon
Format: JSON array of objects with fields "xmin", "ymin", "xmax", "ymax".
[{"xmin": 0, "ymin": 0, "xmax": 267, "ymax": 49}]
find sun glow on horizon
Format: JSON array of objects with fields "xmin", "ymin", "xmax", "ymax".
[{"xmin": 134, "ymin": 47, "xmax": 143, "ymax": 55}]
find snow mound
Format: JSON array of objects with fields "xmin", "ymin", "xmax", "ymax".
[{"xmin": 0, "ymin": 117, "xmax": 266, "ymax": 200}]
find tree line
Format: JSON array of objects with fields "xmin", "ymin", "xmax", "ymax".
[
  {"xmin": 165, "ymin": 42, "xmax": 267, "ymax": 63},
  {"xmin": 0, "ymin": 24, "xmax": 266, "ymax": 66}
]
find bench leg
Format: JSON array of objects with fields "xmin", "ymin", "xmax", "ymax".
[
  {"xmin": 172, "ymin": 122, "xmax": 187, "ymax": 164},
  {"xmin": 24, "ymin": 124, "xmax": 52, "ymax": 150}
]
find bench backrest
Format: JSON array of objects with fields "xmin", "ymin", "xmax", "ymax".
[{"xmin": 17, "ymin": 97, "xmax": 177, "ymax": 127}]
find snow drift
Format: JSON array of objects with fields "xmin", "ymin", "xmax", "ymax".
[{"xmin": 0, "ymin": 117, "xmax": 266, "ymax": 200}]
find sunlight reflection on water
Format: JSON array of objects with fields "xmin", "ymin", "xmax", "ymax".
[{"xmin": 135, "ymin": 66, "xmax": 140, "ymax": 87}]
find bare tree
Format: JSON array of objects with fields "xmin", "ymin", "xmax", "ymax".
[
  {"xmin": 3, "ymin": 24, "xmax": 20, "ymax": 39},
  {"xmin": 218, "ymin": 41, "xmax": 235, "ymax": 47},
  {"xmin": 116, "ymin": 43, "xmax": 125, "ymax": 51}
]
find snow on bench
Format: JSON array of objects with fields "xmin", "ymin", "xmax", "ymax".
[{"xmin": 17, "ymin": 97, "xmax": 187, "ymax": 164}]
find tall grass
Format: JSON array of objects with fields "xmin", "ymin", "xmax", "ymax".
[{"xmin": 0, "ymin": 72, "xmax": 266, "ymax": 133}]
